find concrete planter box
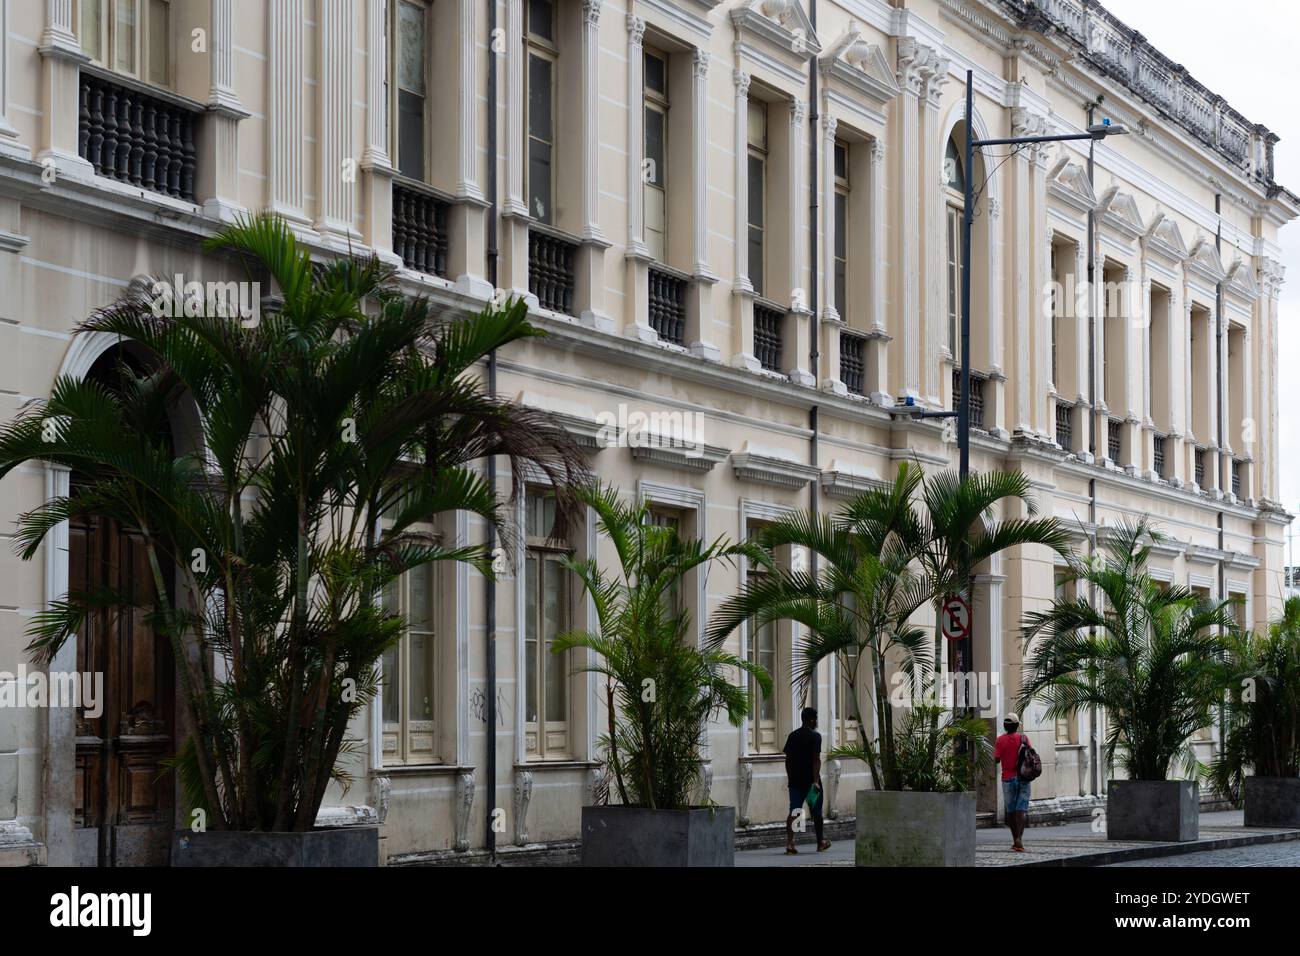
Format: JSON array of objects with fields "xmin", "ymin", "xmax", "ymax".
[
  {"xmin": 580, "ymin": 806, "xmax": 735, "ymax": 867},
  {"xmin": 1106, "ymin": 780, "xmax": 1198, "ymax": 842},
  {"xmin": 1243, "ymin": 777, "xmax": 1300, "ymax": 828},
  {"xmin": 171, "ymin": 826, "xmax": 379, "ymax": 867},
  {"xmin": 854, "ymin": 790, "xmax": 976, "ymax": 867}
]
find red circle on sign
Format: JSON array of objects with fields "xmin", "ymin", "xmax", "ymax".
[{"xmin": 941, "ymin": 594, "xmax": 971, "ymax": 642}]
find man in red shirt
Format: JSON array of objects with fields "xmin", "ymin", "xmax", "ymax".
[{"xmin": 993, "ymin": 712, "xmax": 1030, "ymax": 852}]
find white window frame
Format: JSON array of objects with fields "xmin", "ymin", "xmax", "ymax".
[
  {"xmin": 643, "ymin": 45, "xmax": 670, "ymax": 263},
  {"xmin": 381, "ymin": 552, "xmax": 440, "ymax": 766},
  {"xmin": 390, "ymin": 0, "xmax": 431, "ymax": 182},
  {"xmin": 746, "ymin": 100, "xmax": 768, "ymax": 298},
  {"xmin": 833, "ymin": 139, "xmax": 850, "ymax": 318},
  {"xmin": 78, "ymin": 0, "xmax": 172, "ymax": 87},
  {"xmin": 524, "ymin": 0, "xmax": 559, "ymax": 224},
  {"xmin": 524, "ymin": 489, "xmax": 573, "ymax": 760}
]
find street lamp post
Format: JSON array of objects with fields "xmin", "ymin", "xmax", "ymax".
[{"xmin": 954, "ymin": 70, "xmax": 1127, "ymax": 716}]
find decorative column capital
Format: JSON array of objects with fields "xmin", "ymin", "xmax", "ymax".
[
  {"xmin": 692, "ymin": 47, "xmax": 710, "ymax": 79},
  {"xmin": 869, "ymin": 138, "xmax": 886, "ymax": 167},
  {"xmin": 987, "ymin": 194, "xmax": 1000, "ymax": 220},
  {"xmin": 822, "ymin": 112, "xmax": 838, "ymax": 140},
  {"xmin": 583, "ymin": 0, "xmax": 602, "ymax": 27},
  {"xmin": 921, "ymin": 57, "xmax": 951, "ymax": 106},
  {"xmin": 733, "ymin": 69, "xmax": 751, "ymax": 97},
  {"xmin": 789, "ymin": 98, "xmax": 807, "ymax": 126},
  {"xmin": 626, "ymin": 13, "xmax": 645, "ymax": 46}
]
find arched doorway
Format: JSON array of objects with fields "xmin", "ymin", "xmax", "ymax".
[{"xmin": 69, "ymin": 346, "xmax": 178, "ymax": 867}]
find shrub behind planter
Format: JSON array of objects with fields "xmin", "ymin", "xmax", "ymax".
[
  {"xmin": 855, "ymin": 791, "xmax": 976, "ymax": 866},
  {"xmin": 581, "ymin": 806, "xmax": 734, "ymax": 867},
  {"xmin": 1106, "ymin": 780, "xmax": 1198, "ymax": 842},
  {"xmin": 171, "ymin": 827, "xmax": 379, "ymax": 867},
  {"xmin": 1243, "ymin": 777, "xmax": 1300, "ymax": 828}
]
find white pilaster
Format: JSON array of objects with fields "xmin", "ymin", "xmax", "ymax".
[
  {"xmin": 821, "ymin": 112, "xmax": 839, "ymax": 323},
  {"xmin": 691, "ymin": 48, "xmax": 711, "ymax": 278},
  {"xmin": 579, "ymin": 0, "xmax": 604, "ymax": 243},
  {"xmin": 787, "ymin": 97, "xmax": 805, "ymax": 309},
  {"xmin": 268, "ymin": 0, "xmax": 308, "ymax": 222},
  {"xmin": 0, "ymin": 0, "xmax": 28, "ymax": 157},
  {"xmin": 625, "ymin": 15, "xmax": 647, "ymax": 257},
  {"xmin": 362, "ymin": 0, "xmax": 391, "ymax": 169},
  {"xmin": 732, "ymin": 69, "xmax": 751, "ymax": 292},
  {"xmin": 504, "ymin": 0, "xmax": 527, "ymax": 217},
  {"xmin": 456, "ymin": 0, "xmax": 482, "ymax": 200}
]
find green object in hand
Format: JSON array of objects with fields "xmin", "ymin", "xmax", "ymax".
[{"xmin": 807, "ymin": 783, "xmax": 820, "ymax": 806}]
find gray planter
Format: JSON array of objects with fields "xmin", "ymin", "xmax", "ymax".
[
  {"xmin": 854, "ymin": 790, "xmax": 976, "ymax": 867},
  {"xmin": 1243, "ymin": 777, "xmax": 1300, "ymax": 828},
  {"xmin": 1106, "ymin": 780, "xmax": 1198, "ymax": 842},
  {"xmin": 580, "ymin": 805, "xmax": 735, "ymax": 867},
  {"xmin": 171, "ymin": 826, "xmax": 379, "ymax": 867}
]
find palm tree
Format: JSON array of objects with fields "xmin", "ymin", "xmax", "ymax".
[
  {"xmin": 708, "ymin": 462, "xmax": 1069, "ymax": 790},
  {"xmin": 1, "ymin": 213, "xmax": 589, "ymax": 831},
  {"xmin": 552, "ymin": 483, "xmax": 770, "ymax": 810},
  {"xmin": 1206, "ymin": 596, "xmax": 1300, "ymax": 803},
  {"xmin": 1018, "ymin": 518, "xmax": 1236, "ymax": 781}
]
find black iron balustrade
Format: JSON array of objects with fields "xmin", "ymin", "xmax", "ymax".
[
  {"xmin": 528, "ymin": 228, "xmax": 578, "ymax": 316},
  {"xmin": 1153, "ymin": 433, "xmax": 1166, "ymax": 478},
  {"xmin": 78, "ymin": 70, "xmax": 198, "ymax": 201},
  {"xmin": 1055, "ymin": 401, "xmax": 1073, "ymax": 451},
  {"xmin": 392, "ymin": 179, "xmax": 450, "ymax": 277},
  {"xmin": 951, "ymin": 367, "xmax": 987, "ymax": 429},
  {"xmin": 1232, "ymin": 459, "xmax": 1242, "ymax": 498},
  {"xmin": 647, "ymin": 266, "xmax": 687, "ymax": 345},
  {"xmin": 753, "ymin": 303, "xmax": 784, "ymax": 373},
  {"xmin": 1194, "ymin": 448, "xmax": 1206, "ymax": 488},
  {"xmin": 1107, "ymin": 418, "xmax": 1122, "ymax": 464},
  {"xmin": 840, "ymin": 332, "xmax": 865, "ymax": 396}
]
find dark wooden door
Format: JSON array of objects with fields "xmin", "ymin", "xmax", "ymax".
[{"xmin": 70, "ymin": 513, "xmax": 176, "ymax": 867}]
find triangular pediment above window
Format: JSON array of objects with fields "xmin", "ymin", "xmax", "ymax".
[
  {"xmin": 1225, "ymin": 258, "xmax": 1260, "ymax": 301},
  {"xmin": 1142, "ymin": 211, "xmax": 1189, "ymax": 263},
  {"xmin": 819, "ymin": 22, "xmax": 900, "ymax": 106},
  {"xmin": 1186, "ymin": 235, "xmax": 1227, "ymax": 284},
  {"xmin": 1095, "ymin": 184, "xmax": 1145, "ymax": 241},
  {"xmin": 1047, "ymin": 158, "xmax": 1096, "ymax": 214},
  {"xmin": 732, "ymin": 0, "xmax": 821, "ymax": 85}
]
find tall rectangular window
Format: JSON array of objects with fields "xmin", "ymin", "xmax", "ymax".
[
  {"xmin": 643, "ymin": 47, "xmax": 669, "ymax": 261},
  {"xmin": 1050, "ymin": 244, "xmax": 1059, "ymax": 386},
  {"xmin": 747, "ymin": 101, "xmax": 768, "ymax": 297},
  {"xmin": 114, "ymin": 0, "xmax": 137, "ymax": 74},
  {"xmin": 833, "ymin": 140, "xmax": 849, "ymax": 317},
  {"xmin": 945, "ymin": 205, "xmax": 963, "ymax": 356},
  {"xmin": 394, "ymin": 0, "xmax": 428, "ymax": 180},
  {"xmin": 1052, "ymin": 569, "xmax": 1076, "ymax": 744},
  {"xmin": 147, "ymin": 0, "xmax": 169, "ymax": 86},
  {"xmin": 526, "ymin": 0, "xmax": 557, "ymax": 224},
  {"xmin": 525, "ymin": 491, "xmax": 570, "ymax": 759},
  {"xmin": 647, "ymin": 508, "xmax": 682, "ymax": 619},
  {"xmin": 381, "ymin": 562, "xmax": 438, "ymax": 764},
  {"xmin": 81, "ymin": 1, "xmax": 168, "ymax": 85}
]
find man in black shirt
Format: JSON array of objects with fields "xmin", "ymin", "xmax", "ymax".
[{"xmin": 783, "ymin": 707, "xmax": 830, "ymax": 853}]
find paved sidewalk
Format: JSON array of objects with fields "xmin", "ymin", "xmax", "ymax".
[{"xmin": 734, "ymin": 810, "xmax": 1300, "ymax": 867}]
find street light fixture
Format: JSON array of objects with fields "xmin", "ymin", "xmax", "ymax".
[{"xmin": 952, "ymin": 70, "xmax": 1127, "ymax": 721}]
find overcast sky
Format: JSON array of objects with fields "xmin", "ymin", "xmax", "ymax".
[{"xmin": 1097, "ymin": 0, "xmax": 1299, "ymax": 551}]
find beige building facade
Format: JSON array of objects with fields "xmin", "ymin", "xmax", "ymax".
[{"xmin": 0, "ymin": 0, "xmax": 1293, "ymax": 865}]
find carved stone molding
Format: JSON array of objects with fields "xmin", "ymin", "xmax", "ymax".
[
  {"xmin": 513, "ymin": 769, "xmax": 534, "ymax": 845},
  {"xmin": 737, "ymin": 761, "xmax": 754, "ymax": 826},
  {"xmin": 454, "ymin": 770, "xmax": 474, "ymax": 852}
]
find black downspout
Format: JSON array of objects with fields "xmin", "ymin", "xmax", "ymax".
[
  {"xmin": 1215, "ymin": 193, "xmax": 1227, "ymax": 753},
  {"xmin": 485, "ymin": 0, "xmax": 500, "ymax": 862},
  {"xmin": 1085, "ymin": 100, "xmax": 1100, "ymax": 799},
  {"xmin": 806, "ymin": 0, "xmax": 820, "ymax": 710}
]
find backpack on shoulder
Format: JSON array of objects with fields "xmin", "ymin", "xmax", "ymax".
[{"xmin": 1016, "ymin": 733, "xmax": 1042, "ymax": 782}]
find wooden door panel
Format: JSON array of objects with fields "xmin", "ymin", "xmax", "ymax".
[{"xmin": 67, "ymin": 511, "xmax": 175, "ymax": 865}]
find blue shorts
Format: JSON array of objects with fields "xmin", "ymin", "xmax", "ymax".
[
  {"xmin": 1003, "ymin": 777, "xmax": 1030, "ymax": 813},
  {"xmin": 788, "ymin": 785, "xmax": 824, "ymax": 817}
]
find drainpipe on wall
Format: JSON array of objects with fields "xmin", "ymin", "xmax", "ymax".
[
  {"xmin": 485, "ymin": 0, "xmax": 500, "ymax": 862},
  {"xmin": 1085, "ymin": 100, "xmax": 1100, "ymax": 800},
  {"xmin": 1215, "ymin": 192, "xmax": 1227, "ymax": 759}
]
